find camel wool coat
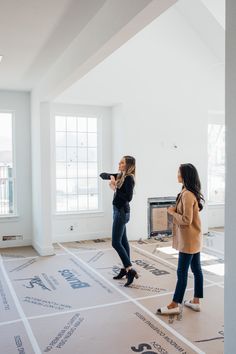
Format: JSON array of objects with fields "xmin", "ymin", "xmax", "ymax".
[{"xmin": 172, "ymin": 188, "xmax": 202, "ymax": 254}]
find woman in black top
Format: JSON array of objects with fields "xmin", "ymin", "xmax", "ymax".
[{"xmin": 100, "ymin": 155, "xmax": 138, "ymax": 287}]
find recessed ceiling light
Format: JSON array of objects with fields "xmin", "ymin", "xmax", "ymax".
[{"xmin": 0, "ymin": 55, "xmax": 3, "ymax": 62}]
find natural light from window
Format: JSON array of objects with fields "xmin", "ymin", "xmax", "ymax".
[
  {"xmin": 0, "ymin": 112, "xmax": 14, "ymax": 215},
  {"xmin": 55, "ymin": 115, "xmax": 99, "ymax": 213},
  {"xmin": 208, "ymin": 123, "xmax": 225, "ymax": 204}
]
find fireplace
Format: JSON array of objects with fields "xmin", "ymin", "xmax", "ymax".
[{"xmin": 147, "ymin": 197, "xmax": 176, "ymax": 238}]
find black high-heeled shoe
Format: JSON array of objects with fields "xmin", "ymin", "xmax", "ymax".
[
  {"xmin": 124, "ymin": 269, "xmax": 139, "ymax": 287},
  {"xmin": 113, "ymin": 268, "xmax": 127, "ymax": 280}
]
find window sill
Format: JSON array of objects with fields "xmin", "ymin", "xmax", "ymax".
[
  {"xmin": 208, "ymin": 203, "xmax": 225, "ymax": 208},
  {"xmin": 0, "ymin": 214, "xmax": 20, "ymax": 222},
  {"xmin": 53, "ymin": 210, "xmax": 105, "ymax": 219}
]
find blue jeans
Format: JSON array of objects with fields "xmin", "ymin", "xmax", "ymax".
[
  {"xmin": 173, "ymin": 252, "xmax": 204, "ymax": 304},
  {"xmin": 112, "ymin": 206, "xmax": 132, "ymax": 268}
]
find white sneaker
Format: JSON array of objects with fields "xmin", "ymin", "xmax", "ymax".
[
  {"xmin": 184, "ymin": 300, "xmax": 201, "ymax": 312},
  {"xmin": 156, "ymin": 306, "xmax": 180, "ymax": 315}
]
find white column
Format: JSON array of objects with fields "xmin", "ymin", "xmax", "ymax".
[
  {"xmin": 31, "ymin": 96, "xmax": 54, "ymax": 255},
  {"xmin": 225, "ymin": 0, "xmax": 236, "ymax": 351}
]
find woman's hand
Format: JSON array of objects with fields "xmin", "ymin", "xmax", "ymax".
[
  {"xmin": 109, "ymin": 175, "xmax": 116, "ymax": 191},
  {"xmin": 167, "ymin": 206, "xmax": 176, "ymax": 215}
]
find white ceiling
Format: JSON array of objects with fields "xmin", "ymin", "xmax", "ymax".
[
  {"xmin": 0, "ymin": 0, "xmax": 224, "ymax": 92},
  {"xmin": 200, "ymin": 0, "xmax": 225, "ymax": 28},
  {"xmin": 0, "ymin": 0, "xmax": 106, "ymax": 91},
  {"xmin": 56, "ymin": 0, "xmax": 225, "ymax": 106}
]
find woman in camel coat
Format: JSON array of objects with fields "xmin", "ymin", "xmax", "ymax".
[{"xmin": 157, "ymin": 163, "xmax": 205, "ymax": 315}]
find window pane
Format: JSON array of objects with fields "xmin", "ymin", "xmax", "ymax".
[
  {"xmin": 78, "ymin": 118, "xmax": 87, "ymax": 132},
  {"xmin": 89, "ymin": 194, "xmax": 98, "ymax": 209},
  {"xmin": 56, "ymin": 116, "xmax": 66, "ymax": 131},
  {"xmin": 56, "ymin": 163, "xmax": 67, "ymax": 178},
  {"xmin": 78, "ymin": 148, "xmax": 87, "ymax": 162},
  {"xmin": 88, "ymin": 148, "xmax": 97, "ymax": 162},
  {"xmin": 78, "ymin": 163, "xmax": 87, "ymax": 178},
  {"xmin": 67, "ymin": 163, "xmax": 77, "ymax": 178},
  {"xmin": 68, "ymin": 195, "xmax": 78, "ymax": 211},
  {"xmin": 0, "ymin": 112, "xmax": 14, "ymax": 215},
  {"xmin": 78, "ymin": 195, "xmax": 88, "ymax": 210},
  {"xmin": 88, "ymin": 133, "xmax": 97, "ymax": 147},
  {"xmin": 88, "ymin": 163, "xmax": 97, "ymax": 177},
  {"xmin": 78, "ymin": 178, "xmax": 87, "ymax": 194},
  {"xmin": 208, "ymin": 124, "xmax": 225, "ymax": 203},
  {"xmin": 56, "ymin": 147, "xmax": 66, "ymax": 162},
  {"xmin": 67, "ymin": 179, "xmax": 78, "ymax": 194},
  {"xmin": 0, "ymin": 178, "xmax": 14, "ymax": 214},
  {"xmin": 88, "ymin": 178, "xmax": 98, "ymax": 194},
  {"xmin": 78, "ymin": 133, "xmax": 87, "ymax": 147},
  {"xmin": 67, "ymin": 147, "xmax": 77, "ymax": 162},
  {"xmin": 88, "ymin": 118, "xmax": 97, "ymax": 132},
  {"xmin": 55, "ymin": 114, "xmax": 99, "ymax": 213},
  {"xmin": 56, "ymin": 179, "xmax": 67, "ymax": 195},
  {"xmin": 57, "ymin": 196, "xmax": 67, "ymax": 212},
  {"xmin": 67, "ymin": 116, "xmax": 77, "ymax": 131},
  {"xmin": 56, "ymin": 132, "xmax": 66, "ymax": 146},
  {"xmin": 67, "ymin": 132, "xmax": 77, "ymax": 147}
]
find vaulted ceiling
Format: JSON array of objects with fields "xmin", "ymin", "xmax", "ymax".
[{"xmin": 0, "ymin": 0, "xmax": 224, "ymax": 92}]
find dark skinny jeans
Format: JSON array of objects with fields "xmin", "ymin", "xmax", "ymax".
[
  {"xmin": 112, "ymin": 206, "xmax": 132, "ymax": 268},
  {"xmin": 173, "ymin": 252, "xmax": 204, "ymax": 304}
]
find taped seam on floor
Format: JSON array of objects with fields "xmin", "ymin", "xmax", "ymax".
[
  {"xmin": 135, "ymin": 282, "xmax": 223, "ymax": 302},
  {"xmin": 0, "ymin": 282, "xmax": 220, "ymax": 329},
  {"xmin": 0, "ymin": 319, "xmax": 22, "ymax": 327},
  {"xmin": 0, "ymin": 254, "xmax": 41, "ymax": 354},
  {"xmin": 73, "ymin": 247, "xmax": 113, "ymax": 253},
  {"xmin": 26, "ymin": 299, "xmax": 131, "ymax": 321},
  {"xmin": 2, "ymin": 252, "xmax": 69, "ymax": 262},
  {"xmin": 202, "ymin": 245, "xmax": 224, "ymax": 256},
  {"xmin": 58, "ymin": 242, "xmax": 205, "ymax": 354},
  {"xmin": 3, "ymin": 255, "xmax": 39, "ymax": 262},
  {"xmin": 131, "ymin": 244, "xmax": 224, "ymax": 289}
]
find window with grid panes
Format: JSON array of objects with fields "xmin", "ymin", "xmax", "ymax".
[
  {"xmin": 0, "ymin": 112, "xmax": 15, "ymax": 216},
  {"xmin": 55, "ymin": 116, "xmax": 99, "ymax": 212},
  {"xmin": 208, "ymin": 123, "xmax": 225, "ymax": 204}
]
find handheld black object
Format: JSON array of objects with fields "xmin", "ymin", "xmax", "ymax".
[
  {"xmin": 100, "ymin": 172, "xmax": 118, "ymax": 180},
  {"xmin": 99, "ymin": 172, "xmax": 111, "ymax": 180}
]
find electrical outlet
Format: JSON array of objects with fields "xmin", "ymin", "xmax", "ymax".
[{"xmin": 69, "ymin": 223, "xmax": 78, "ymax": 231}]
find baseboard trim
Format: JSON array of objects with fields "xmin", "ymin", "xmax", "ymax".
[
  {"xmin": 53, "ymin": 231, "xmax": 111, "ymax": 243},
  {"xmin": 0, "ymin": 239, "xmax": 32, "ymax": 248},
  {"xmin": 33, "ymin": 241, "xmax": 55, "ymax": 256}
]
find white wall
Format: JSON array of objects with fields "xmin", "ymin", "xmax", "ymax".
[
  {"xmin": 57, "ymin": 6, "xmax": 224, "ymax": 239},
  {"xmin": 0, "ymin": 90, "xmax": 32, "ymax": 247},
  {"xmin": 115, "ymin": 11, "xmax": 224, "ymax": 238},
  {"xmin": 208, "ymin": 205, "xmax": 224, "ymax": 228},
  {"xmin": 51, "ymin": 103, "xmax": 113, "ymax": 242},
  {"xmin": 112, "ymin": 101, "xmax": 209, "ymax": 239}
]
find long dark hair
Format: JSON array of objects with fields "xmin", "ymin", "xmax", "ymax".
[{"xmin": 178, "ymin": 163, "xmax": 205, "ymax": 211}]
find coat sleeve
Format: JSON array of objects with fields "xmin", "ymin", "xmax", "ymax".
[{"xmin": 173, "ymin": 191, "xmax": 194, "ymax": 226}]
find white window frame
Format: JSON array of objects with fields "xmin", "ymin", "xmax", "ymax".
[
  {"xmin": 208, "ymin": 111, "xmax": 225, "ymax": 206},
  {"xmin": 52, "ymin": 112, "xmax": 103, "ymax": 215},
  {"xmin": 0, "ymin": 110, "xmax": 18, "ymax": 218}
]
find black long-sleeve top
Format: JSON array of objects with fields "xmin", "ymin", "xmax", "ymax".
[{"xmin": 100, "ymin": 172, "xmax": 134, "ymax": 212}]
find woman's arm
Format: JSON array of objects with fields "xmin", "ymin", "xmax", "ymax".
[{"xmin": 172, "ymin": 191, "xmax": 194, "ymax": 226}]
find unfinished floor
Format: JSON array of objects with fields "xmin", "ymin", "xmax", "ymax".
[{"xmin": 0, "ymin": 232, "xmax": 224, "ymax": 354}]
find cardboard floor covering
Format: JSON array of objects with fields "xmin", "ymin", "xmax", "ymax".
[{"xmin": 0, "ymin": 238, "xmax": 224, "ymax": 354}]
